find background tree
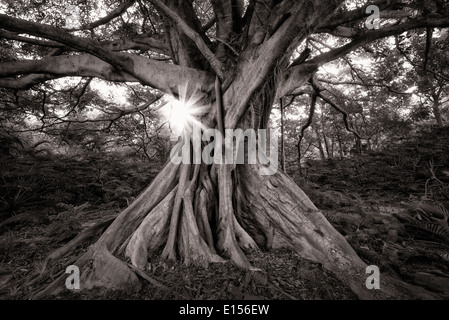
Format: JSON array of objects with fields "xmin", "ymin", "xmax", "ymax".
[{"xmin": 398, "ymin": 28, "xmax": 449, "ymax": 128}]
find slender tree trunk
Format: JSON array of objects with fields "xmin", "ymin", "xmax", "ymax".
[
  {"xmin": 432, "ymin": 97, "xmax": 444, "ymax": 128},
  {"xmin": 330, "ymin": 135, "xmax": 335, "ymax": 159},
  {"xmin": 367, "ymin": 138, "xmax": 372, "ymax": 152},
  {"xmin": 297, "ymin": 139, "xmax": 302, "ymax": 175},
  {"xmin": 313, "ymin": 126, "xmax": 326, "ymax": 160},
  {"xmin": 337, "ymin": 132, "xmax": 344, "ymax": 160},
  {"xmin": 320, "ymin": 112, "xmax": 331, "ymax": 158},
  {"xmin": 355, "ymin": 138, "xmax": 362, "ymax": 156},
  {"xmin": 280, "ymin": 99, "xmax": 286, "ymax": 172},
  {"xmin": 323, "ymin": 132, "xmax": 330, "ymax": 158}
]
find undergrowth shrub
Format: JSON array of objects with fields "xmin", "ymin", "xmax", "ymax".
[{"xmin": 0, "ymin": 149, "xmax": 162, "ymax": 220}]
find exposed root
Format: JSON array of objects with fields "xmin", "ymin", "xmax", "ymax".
[
  {"xmin": 216, "ymin": 165, "xmax": 252, "ymax": 269},
  {"xmin": 28, "ymin": 217, "xmax": 115, "ymax": 288},
  {"xmin": 161, "ymin": 163, "xmax": 191, "ymax": 261},
  {"xmin": 178, "ymin": 196, "xmax": 224, "ymax": 266},
  {"xmin": 233, "ymin": 214, "xmax": 260, "ymax": 252},
  {"xmin": 125, "ymin": 187, "xmax": 177, "ymax": 269},
  {"xmin": 35, "ymin": 150, "xmax": 439, "ymax": 300},
  {"xmin": 34, "ymin": 243, "xmax": 140, "ymax": 299},
  {"xmin": 48, "ymin": 218, "xmax": 115, "ymax": 262},
  {"xmin": 127, "ymin": 263, "xmax": 170, "ymax": 291},
  {"xmin": 33, "ymin": 163, "xmax": 179, "ymax": 298},
  {"xmin": 176, "ymin": 162, "xmax": 224, "ymax": 266},
  {"xmin": 195, "ymin": 189, "xmax": 216, "ymax": 252},
  {"xmin": 98, "ymin": 161, "xmax": 180, "ymax": 252},
  {"xmin": 236, "ymin": 164, "xmax": 439, "ymax": 299}
]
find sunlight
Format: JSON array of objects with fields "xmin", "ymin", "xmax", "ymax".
[
  {"xmin": 165, "ymin": 84, "xmax": 209, "ymax": 135},
  {"xmin": 168, "ymin": 97, "xmax": 196, "ymax": 133}
]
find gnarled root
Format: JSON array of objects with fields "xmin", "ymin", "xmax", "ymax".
[
  {"xmin": 33, "ymin": 162, "xmax": 180, "ymax": 298},
  {"xmin": 34, "ymin": 243, "xmax": 140, "ymax": 299},
  {"xmin": 34, "ymin": 159, "xmax": 438, "ymax": 300},
  {"xmin": 216, "ymin": 164, "xmax": 253, "ymax": 269},
  {"xmin": 235, "ymin": 164, "xmax": 439, "ymax": 300}
]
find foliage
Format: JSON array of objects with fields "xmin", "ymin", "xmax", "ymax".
[
  {"xmin": 0, "ymin": 132, "xmax": 163, "ymax": 220},
  {"xmin": 406, "ymin": 202, "xmax": 449, "ymax": 243},
  {"xmin": 289, "ymin": 126, "xmax": 449, "ymax": 202}
]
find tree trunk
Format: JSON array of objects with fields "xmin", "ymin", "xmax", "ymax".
[
  {"xmin": 330, "ymin": 135, "xmax": 335, "ymax": 159},
  {"xmin": 36, "ymin": 151, "xmax": 437, "ymax": 300},
  {"xmin": 35, "ymin": 71, "xmax": 437, "ymax": 302},
  {"xmin": 432, "ymin": 97, "xmax": 444, "ymax": 128},
  {"xmin": 355, "ymin": 137, "xmax": 362, "ymax": 156},
  {"xmin": 320, "ymin": 114, "xmax": 332, "ymax": 159},
  {"xmin": 323, "ymin": 132, "xmax": 330, "ymax": 158},
  {"xmin": 313, "ymin": 126, "xmax": 326, "ymax": 160},
  {"xmin": 337, "ymin": 132, "xmax": 344, "ymax": 160},
  {"xmin": 296, "ymin": 139, "xmax": 302, "ymax": 175},
  {"xmin": 280, "ymin": 99, "xmax": 286, "ymax": 172}
]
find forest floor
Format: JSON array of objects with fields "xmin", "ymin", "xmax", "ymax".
[{"xmin": 1, "ymin": 127, "xmax": 449, "ymax": 300}]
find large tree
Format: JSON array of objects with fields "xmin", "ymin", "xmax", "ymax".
[{"xmin": 1, "ymin": 0, "xmax": 448, "ymax": 299}]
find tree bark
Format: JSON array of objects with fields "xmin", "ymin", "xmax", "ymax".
[
  {"xmin": 313, "ymin": 126, "xmax": 326, "ymax": 160},
  {"xmin": 336, "ymin": 127, "xmax": 344, "ymax": 160},
  {"xmin": 34, "ymin": 93, "xmax": 438, "ymax": 301},
  {"xmin": 280, "ymin": 98, "xmax": 286, "ymax": 172},
  {"xmin": 432, "ymin": 96, "xmax": 444, "ymax": 128}
]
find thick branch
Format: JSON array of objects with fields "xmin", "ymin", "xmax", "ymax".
[
  {"xmin": 0, "ymin": 14, "xmax": 133, "ymax": 73},
  {"xmin": 101, "ymin": 35, "xmax": 170, "ymax": 55},
  {"xmin": 0, "ymin": 54, "xmax": 214, "ymax": 95},
  {"xmin": 319, "ymin": 0, "xmax": 400, "ymax": 31},
  {"xmin": 309, "ymin": 16, "xmax": 449, "ymax": 67},
  {"xmin": 211, "ymin": 0, "xmax": 234, "ymax": 61},
  {"xmin": 0, "ymin": 55, "xmax": 133, "ymax": 80},
  {"xmin": 0, "ymin": 14, "xmax": 192, "ymax": 93},
  {"xmin": 0, "ymin": 30, "xmax": 66, "ymax": 48},
  {"xmin": 276, "ymin": 15, "xmax": 449, "ymax": 97},
  {"xmin": 149, "ymin": 0, "xmax": 224, "ymax": 78},
  {"xmin": 0, "ymin": 74, "xmax": 58, "ymax": 90},
  {"xmin": 275, "ymin": 63, "xmax": 318, "ymax": 101},
  {"xmin": 0, "ymin": 29, "xmax": 169, "ymax": 55},
  {"xmin": 317, "ymin": 26, "xmax": 358, "ymax": 38},
  {"xmin": 224, "ymin": 0, "xmax": 345, "ymax": 128}
]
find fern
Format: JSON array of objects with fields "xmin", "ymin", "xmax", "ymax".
[
  {"xmin": 413, "ymin": 240, "xmax": 449, "ymax": 263},
  {"xmin": 56, "ymin": 202, "xmax": 90, "ymax": 213},
  {"xmin": 440, "ymin": 252, "xmax": 449, "ymax": 262},
  {"xmin": 408, "ymin": 202, "xmax": 449, "ymax": 243},
  {"xmin": 413, "ymin": 221, "xmax": 449, "ymax": 241},
  {"xmin": 56, "ymin": 203, "xmax": 75, "ymax": 211},
  {"xmin": 414, "ymin": 203, "xmax": 448, "ymax": 220},
  {"xmin": 55, "ymin": 202, "xmax": 91, "ymax": 220},
  {"xmin": 415, "ymin": 240, "xmax": 449, "ymax": 251}
]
